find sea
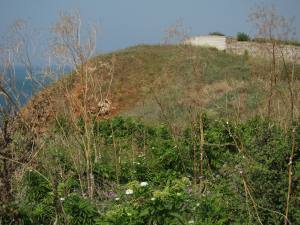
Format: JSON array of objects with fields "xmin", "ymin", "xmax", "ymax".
[{"xmin": 0, "ymin": 65, "xmax": 69, "ymax": 110}]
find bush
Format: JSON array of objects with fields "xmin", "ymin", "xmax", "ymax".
[
  {"xmin": 237, "ymin": 32, "xmax": 250, "ymax": 41},
  {"xmin": 63, "ymin": 193, "xmax": 99, "ymax": 225},
  {"xmin": 98, "ymin": 177, "xmax": 194, "ymax": 224},
  {"xmin": 5, "ymin": 116, "xmax": 300, "ymax": 224}
]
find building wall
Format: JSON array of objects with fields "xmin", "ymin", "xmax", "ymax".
[{"xmin": 184, "ymin": 35, "xmax": 227, "ymax": 50}]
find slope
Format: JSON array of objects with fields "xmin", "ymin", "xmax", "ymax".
[{"xmin": 21, "ymin": 44, "xmax": 300, "ymax": 131}]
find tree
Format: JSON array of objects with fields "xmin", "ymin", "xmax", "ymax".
[{"xmin": 50, "ymin": 10, "xmax": 114, "ymax": 200}]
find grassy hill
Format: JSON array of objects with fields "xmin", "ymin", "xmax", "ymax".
[{"xmin": 21, "ymin": 44, "xmax": 300, "ymax": 132}]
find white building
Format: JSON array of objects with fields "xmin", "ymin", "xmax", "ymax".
[{"xmin": 184, "ymin": 35, "xmax": 227, "ymax": 50}]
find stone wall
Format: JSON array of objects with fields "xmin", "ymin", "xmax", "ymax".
[{"xmin": 226, "ymin": 38, "xmax": 300, "ymax": 64}]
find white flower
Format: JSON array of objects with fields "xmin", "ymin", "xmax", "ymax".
[
  {"xmin": 60, "ymin": 197, "xmax": 65, "ymax": 201},
  {"xmin": 125, "ymin": 189, "xmax": 133, "ymax": 195},
  {"xmin": 188, "ymin": 220, "xmax": 195, "ymax": 224},
  {"xmin": 196, "ymin": 203, "xmax": 200, "ymax": 207},
  {"xmin": 151, "ymin": 197, "xmax": 156, "ymax": 201},
  {"xmin": 140, "ymin": 181, "xmax": 148, "ymax": 187},
  {"xmin": 115, "ymin": 197, "xmax": 120, "ymax": 201}
]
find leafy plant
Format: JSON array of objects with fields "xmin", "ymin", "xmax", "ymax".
[
  {"xmin": 237, "ymin": 32, "xmax": 251, "ymax": 41},
  {"xmin": 3, "ymin": 116, "xmax": 300, "ymax": 224}
]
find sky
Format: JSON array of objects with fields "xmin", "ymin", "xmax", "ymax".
[{"xmin": 0, "ymin": 0, "xmax": 299, "ymax": 58}]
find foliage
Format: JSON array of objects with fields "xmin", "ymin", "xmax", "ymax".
[
  {"xmin": 63, "ymin": 193, "xmax": 99, "ymax": 225},
  {"xmin": 237, "ymin": 32, "xmax": 251, "ymax": 41},
  {"xmin": 98, "ymin": 177, "xmax": 193, "ymax": 224},
  {"xmin": 2, "ymin": 116, "xmax": 300, "ymax": 224}
]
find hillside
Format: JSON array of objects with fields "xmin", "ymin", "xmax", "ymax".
[
  {"xmin": 21, "ymin": 44, "xmax": 300, "ymax": 131},
  {"xmin": 2, "ymin": 44, "xmax": 300, "ymax": 224}
]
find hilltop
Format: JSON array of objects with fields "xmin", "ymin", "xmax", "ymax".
[{"xmin": 21, "ymin": 44, "xmax": 299, "ymax": 131}]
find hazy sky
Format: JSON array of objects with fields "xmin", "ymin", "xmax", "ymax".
[{"xmin": 0, "ymin": 0, "xmax": 299, "ymax": 55}]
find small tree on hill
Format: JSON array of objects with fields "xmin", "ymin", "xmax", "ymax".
[{"xmin": 50, "ymin": 10, "xmax": 115, "ymax": 201}]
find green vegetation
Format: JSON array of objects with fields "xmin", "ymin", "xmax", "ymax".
[
  {"xmin": 209, "ymin": 32, "xmax": 225, "ymax": 36},
  {"xmin": 1, "ymin": 44, "xmax": 300, "ymax": 224},
  {"xmin": 237, "ymin": 32, "xmax": 251, "ymax": 41},
  {"xmin": 2, "ymin": 116, "xmax": 300, "ymax": 224},
  {"xmin": 1, "ymin": 5, "xmax": 299, "ymax": 223}
]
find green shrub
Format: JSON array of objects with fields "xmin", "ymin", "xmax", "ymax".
[
  {"xmin": 98, "ymin": 177, "xmax": 193, "ymax": 224},
  {"xmin": 7, "ymin": 116, "xmax": 300, "ymax": 224},
  {"xmin": 63, "ymin": 193, "xmax": 99, "ymax": 225},
  {"xmin": 237, "ymin": 32, "xmax": 250, "ymax": 41}
]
